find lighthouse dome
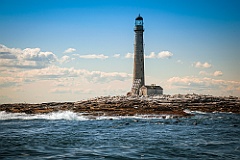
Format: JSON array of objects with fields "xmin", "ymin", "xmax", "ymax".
[{"xmin": 135, "ymin": 14, "xmax": 143, "ymax": 20}]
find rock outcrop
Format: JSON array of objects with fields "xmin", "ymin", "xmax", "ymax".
[{"xmin": 0, "ymin": 94, "xmax": 239, "ymax": 117}]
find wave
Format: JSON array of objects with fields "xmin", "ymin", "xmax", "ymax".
[
  {"xmin": 183, "ymin": 110, "xmax": 237, "ymax": 115},
  {"xmin": 0, "ymin": 111, "xmax": 87, "ymax": 121},
  {"xmin": 183, "ymin": 109, "xmax": 208, "ymax": 114},
  {"xmin": 0, "ymin": 111, "xmax": 175, "ymax": 121}
]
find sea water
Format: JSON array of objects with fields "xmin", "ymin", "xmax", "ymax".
[{"xmin": 0, "ymin": 111, "xmax": 239, "ymax": 159}]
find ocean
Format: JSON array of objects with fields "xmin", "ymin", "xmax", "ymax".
[{"xmin": 0, "ymin": 111, "xmax": 239, "ymax": 159}]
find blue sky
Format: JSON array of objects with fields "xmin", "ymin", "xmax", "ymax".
[{"xmin": 0, "ymin": 0, "xmax": 240, "ymax": 103}]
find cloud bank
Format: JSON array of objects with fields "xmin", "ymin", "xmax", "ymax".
[
  {"xmin": 167, "ymin": 76, "xmax": 240, "ymax": 95},
  {"xmin": 0, "ymin": 44, "xmax": 134, "ymax": 103},
  {"xmin": 0, "ymin": 65, "xmax": 132, "ymax": 87},
  {"xmin": 199, "ymin": 70, "xmax": 223, "ymax": 77},
  {"xmin": 0, "ymin": 44, "xmax": 57, "ymax": 69}
]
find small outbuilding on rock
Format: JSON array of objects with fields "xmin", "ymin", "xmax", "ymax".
[{"xmin": 139, "ymin": 84, "xmax": 163, "ymax": 96}]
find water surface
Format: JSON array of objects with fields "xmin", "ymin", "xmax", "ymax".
[{"xmin": 0, "ymin": 111, "xmax": 239, "ymax": 159}]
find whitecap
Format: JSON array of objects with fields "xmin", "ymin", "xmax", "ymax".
[
  {"xmin": 183, "ymin": 110, "xmax": 208, "ymax": 115},
  {"xmin": 0, "ymin": 111, "xmax": 177, "ymax": 121},
  {"xmin": 0, "ymin": 111, "xmax": 88, "ymax": 121}
]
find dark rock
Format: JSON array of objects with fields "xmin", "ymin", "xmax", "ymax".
[{"xmin": 0, "ymin": 95, "xmax": 239, "ymax": 117}]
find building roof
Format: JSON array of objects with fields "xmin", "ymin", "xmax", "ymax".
[
  {"xmin": 136, "ymin": 14, "xmax": 143, "ymax": 20},
  {"xmin": 141, "ymin": 85, "xmax": 163, "ymax": 90}
]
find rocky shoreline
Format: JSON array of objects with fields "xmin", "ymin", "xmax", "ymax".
[{"xmin": 0, "ymin": 94, "xmax": 239, "ymax": 117}]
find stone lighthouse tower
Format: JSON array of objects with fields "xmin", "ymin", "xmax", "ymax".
[
  {"xmin": 131, "ymin": 14, "xmax": 145, "ymax": 95},
  {"xmin": 130, "ymin": 15, "xmax": 163, "ymax": 96}
]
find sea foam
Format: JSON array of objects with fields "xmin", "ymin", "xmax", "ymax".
[
  {"xmin": 0, "ymin": 111, "xmax": 87, "ymax": 121},
  {"xmin": 0, "ymin": 111, "xmax": 175, "ymax": 121}
]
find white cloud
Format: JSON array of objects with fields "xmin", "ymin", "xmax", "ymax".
[
  {"xmin": 0, "ymin": 44, "xmax": 57, "ymax": 69},
  {"xmin": 113, "ymin": 54, "xmax": 120, "ymax": 58},
  {"xmin": 0, "ymin": 52, "xmax": 17, "ymax": 59},
  {"xmin": 194, "ymin": 61, "xmax": 212, "ymax": 68},
  {"xmin": 126, "ymin": 51, "xmax": 173, "ymax": 59},
  {"xmin": 145, "ymin": 52, "xmax": 156, "ymax": 59},
  {"xmin": 0, "ymin": 64, "xmax": 132, "ymax": 95},
  {"xmin": 213, "ymin": 70, "xmax": 223, "ymax": 77},
  {"xmin": 39, "ymin": 52, "xmax": 57, "ymax": 62},
  {"xmin": 64, "ymin": 48, "xmax": 76, "ymax": 54},
  {"xmin": 167, "ymin": 76, "xmax": 240, "ymax": 96},
  {"xmin": 0, "ymin": 44, "xmax": 22, "ymax": 55},
  {"xmin": 11, "ymin": 65, "xmax": 131, "ymax": 84},
  {"xmin": 199, "ymin": 71, "xmax": 210, "ymax": 76},
  {"xmin": 86, "ymin": 71, "xmax": 131, "ymax": 83},
  {"xmin": 157, "ymin": 51, "xmax": 173, "ymax": 59},
  {"xmin": 168, "ymin": 76, "xmax": 203, "ymax": 88},
  {"xmin": 21, "ymin": 48, "xmax": 41, "ymax": 60},
  {"xmin": 59, "ymin": 55, "xmax": 70, "ymax": 64},
  {"xmin": 125, "ymin": 52, "xmax": 133, "ymax": 59},
  {"xmin": 199, "ymin": 70, "xmax": 223, "ymax": 77},
  {"xmin": 75, "ymin": 54, "xmax": 108, "ymax": 59}
]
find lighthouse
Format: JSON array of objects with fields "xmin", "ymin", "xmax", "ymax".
[
  {"xmin": 131, "ymin": 15, "xmax": 163, "ymax": 96},
  {"xmin": 131, "ymin": 14, "xmax": 145, "ymax": 95}
]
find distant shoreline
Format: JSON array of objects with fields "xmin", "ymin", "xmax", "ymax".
[{"xmin": 0, "ymin": 94, "xmax": 239, "ymax": 117}]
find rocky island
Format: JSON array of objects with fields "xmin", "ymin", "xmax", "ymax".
[{"xmin": 0, "ymin": 94, "xmax": 239, "ymax": 118}]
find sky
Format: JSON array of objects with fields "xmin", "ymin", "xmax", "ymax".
[{"xmin": 0, "ymin": 0, "xmax": 240, "ymax": 103}]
